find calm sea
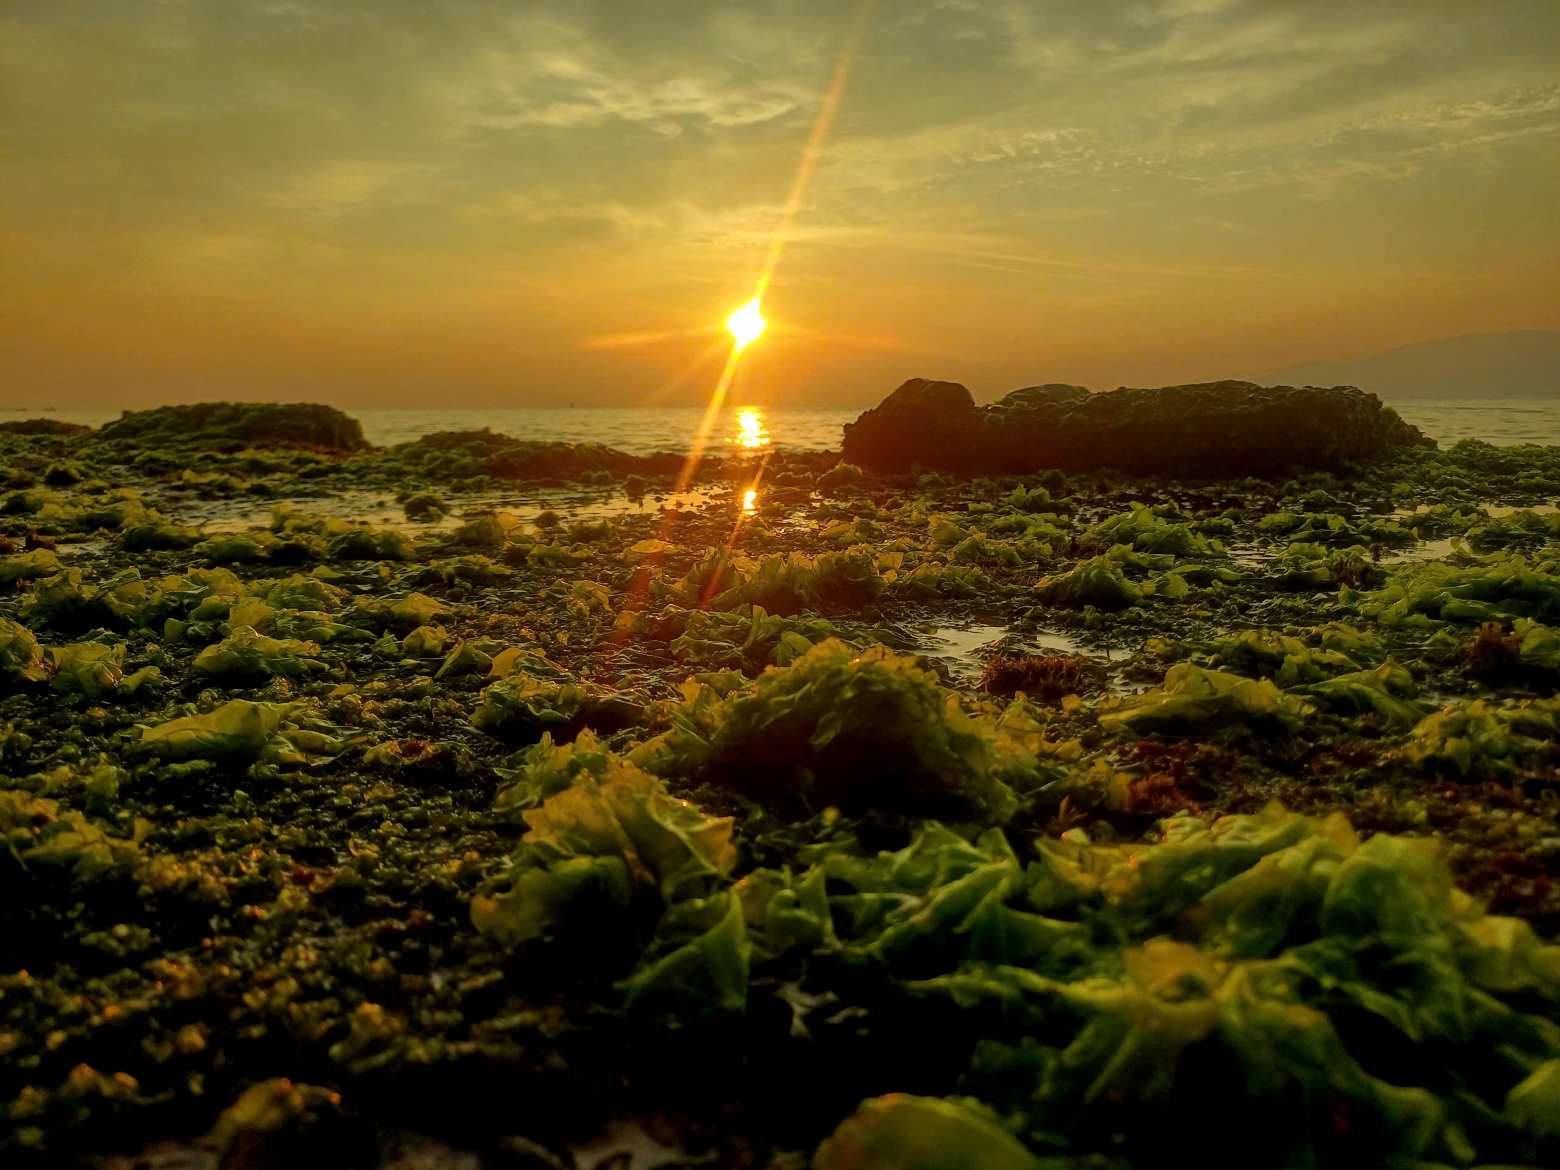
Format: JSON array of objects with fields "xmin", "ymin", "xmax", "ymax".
[{"xmin": 23, "ymin": 396, "xmax": 1560, "ymax": 455}]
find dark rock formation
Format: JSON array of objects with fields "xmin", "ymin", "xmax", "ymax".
[
  {"xmin": 841, "ymin": 378, "xmax": 1430, "ymax": 476},
  {"xmin": 100, "ymin": 402, "xmax": 368, "ymax": 451},
  {"xmin": 0, "ymin": 418, "xmax": 92, "ymax": 436}
]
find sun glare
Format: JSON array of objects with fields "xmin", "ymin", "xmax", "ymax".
[
  {"xmin": 725, "ymin": 297, "xmax": 767, "ymax": 349},
  {"xmin": 735, "ymin": 407, "xmax": 770, "ymax": 449},
  {"xmin": 742, "ymin": 487, "xmax": 758, "ymax": 514}
]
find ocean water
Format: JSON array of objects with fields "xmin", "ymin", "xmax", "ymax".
[
  {"xmin": 23, "ymin": 395, "xmax": 1560, "ymax": 454},
  {"xmin": 1384, "ymin": 398, "xmax": 1560, "ymax": 447}
]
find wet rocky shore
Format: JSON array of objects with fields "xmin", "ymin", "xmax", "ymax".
[{"xmin": 3, "ymin": 394, "xmax": 1558, "ymax": 1169}]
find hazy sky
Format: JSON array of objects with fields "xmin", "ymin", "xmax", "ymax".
[{"xmin": 3, "ymin": 0, "xmax": 1557, "ymax": 409}]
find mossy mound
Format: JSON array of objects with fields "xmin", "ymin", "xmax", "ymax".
[
  {"xmin": 99, "ymin": 402, "xmax": 368, "ymax": 451},
  {"xmin": 393, "ymin": 428, "xmax": 680, "ymax": 481}
]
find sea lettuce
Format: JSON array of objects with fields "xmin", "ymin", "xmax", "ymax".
[
  {"xmin": 1402, "ymin": 696, "xmax": 1560, "ymax": 777},
  {"xmin": 1035, "ymin": 557, "xmax": 1140, "ymax": 610},
  {"xmin": 48, "ymin": 642, "xmax": 126, "ymax": 697},
  {"xmin": 815, "ymin": 1095, "xmax": 1042, "ymax": 1170},
  {"xmin": 193, "ymin": 626, "xmax": 325, "ymax": 679},
  {"xmin": 471, "ymin": 759, "xmax": 735, "ymax": 945},
  {"xmin": 0, "ymin": 618, "xmax": 47, "ymax": 682},
  {"xmin": 1098, "ymin": 664, "xmax": 1311, "ymax": 735},
  {"xmin": 632, "ymin": 640, "xmax": 1047, "ymax": 820}
]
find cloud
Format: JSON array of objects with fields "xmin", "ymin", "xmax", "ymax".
[{"xmin": 1, "ymin": 0, "xmax": 1556, "ymax": 405}]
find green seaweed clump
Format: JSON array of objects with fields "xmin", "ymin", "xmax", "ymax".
[
  {"xmin": 880, "ymin": 805, "xmax": 1560, "ymax": 1168},
  {"xmin": 814, "ymin": 1095, "xmax": 1039, "ymax": 1170},
  {"xmin": 1099, "ymin": 663, "xmax": 1311, "ymax": 735},
  {"xmin": 1035, "ymin": 556, "xmax": 1141, "ymax": 610},
  {"xmin": 47, "ymin": 642, "xmax": 126, "ymax": 698},
  {"xmin": 135, "ymin": 699, "xmax": 339, "ymax": 762},
  {"xmin": 1291, "ymin": 662, "xmax": 1426, "ymax": 729},
  {"xmin": 1088, "ymin": 505, "xmax": 1211, "ymax": 556},
  {"xmin": 471, "ymin": 758, "xmax": 736, "ymax": 945},
  {"xmin": 472, "ymin": 671, "xmax": 642, "ymax": 742},
  {"xmin": 1360, "ymin": 555, "xmax": 1560, "ymax": 626},
  {"xmin": 0, "ymin": 549, "xmax": 63, "ymax": 584},
  {"xmin": 1402, "ymin": 696, "xmax": 1560, "ymax": 777},
  {"xmin": 192, "ymin": 626, "xmax": 325, "ymax": 680},
  {"xmin": 1, "ymin": 790, "xmax": 144, "ymax": 881},
  {"xmin": 0, "ymin": 617, "xmax": 48, "ymax": 682},
  {"xmin": 633, "ymin": 640, "xmax": 1047, "ymax": 820}
]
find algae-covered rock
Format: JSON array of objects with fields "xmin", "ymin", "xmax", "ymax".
[
  {"xmin": 401, "ymin": 491, "xmax": 448, "ymax": 519},
  {"xmin": 394, "ymin": 428, "xmax": 679, "ymax": 482},
  {"xmin": 842, "ymin": 377, "xmax": 1429, "ymax": 476},
  {"xmin": 100, "ymin": 402, "xmax": 368, "ymax": 451}
]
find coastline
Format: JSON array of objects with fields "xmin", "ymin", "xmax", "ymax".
[{"xmin": 3, "ymin": 405, "xmax": 1559, "ymax": 1168}]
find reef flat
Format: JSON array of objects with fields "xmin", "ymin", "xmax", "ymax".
[{"xmin": 2, "ymin": 403, "xmax": 1559, "ymax": 1169}]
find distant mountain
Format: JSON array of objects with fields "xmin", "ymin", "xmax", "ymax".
[{"xmin": 1260, "ymin": 330, "xmax": 1560, "ymax": 399}]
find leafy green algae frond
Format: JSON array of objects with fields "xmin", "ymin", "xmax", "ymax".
[
  {"xmin": 471, "ymin": 759, "xmax": 736, "ymax": 945},
  {"xmin": 193, "ymin": 626, "xmax": 325, "ymax": 679},
  {"xmin": 1035, "ymin": 556, "xmax": 1141, "ymax": 610},
  {"xmin": 634, "ymin": 639, "xmax": 1048, "ymax": 820},
  {"xmin": 1402, "ymin": 696, "xmax": 1560, "ymax": 777},
  {"xmin": 1099, "ymin": 663, "xmax": 1312, "ymax": 735},
  {"xmin": 903, "ymin": 805, "xmax": 1560, "ymax": 1166},
  {"xmin": 814, "ymin": 1094, "xmax": 1041, "ymax": 1170},
  {"xmin": 0, "ymin": 617, "xmax": 47, "ymax": 682},
  {"xmin": 138, "ymin": 700, "xmax": 292, "ymax": 760}
]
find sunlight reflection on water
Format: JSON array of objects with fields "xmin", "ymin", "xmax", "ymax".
[{"xmin": 731, "ymin": 407, "xmax": 771, "ymax": 450}]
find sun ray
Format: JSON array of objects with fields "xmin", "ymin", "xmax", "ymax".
[
  {"xmin": 579, "ymin": 325, "xmax": 720, "ymax": 351},
  {"xmin": 608, "ymin": 4, "xmax": 872, "ymax": 641}
]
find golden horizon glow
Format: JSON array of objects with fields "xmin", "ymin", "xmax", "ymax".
[{"xmin": 725, "ymin": 298, "xmax": 768, "ymax": 350}]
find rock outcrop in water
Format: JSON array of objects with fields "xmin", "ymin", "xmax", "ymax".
[
  {"xmin": 100, "ymin": 402, "xmax": 368, "ymax": 451},
  {"xmin": 397, "ymin": 429, "xmax": 685, "ymax": 480},
  {"xmin": 0, "ymin": 418, "xmax": 92, "ymax": 436},
  {"xmin": 841, "ymin": 378, "xmax": 1430, "ymax": 477}
]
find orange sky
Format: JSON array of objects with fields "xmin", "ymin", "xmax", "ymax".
[{"xmin": 2, "ymin": 1, "xmax": 1557, "ymax": 410}]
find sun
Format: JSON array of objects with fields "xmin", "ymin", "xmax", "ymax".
[{"xmin": 725, "ymin": 297, "xmax": 767, "ymax": 349}]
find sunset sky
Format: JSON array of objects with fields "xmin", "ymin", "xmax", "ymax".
[{"xmin": 3, "ymin": 0, "xmax": 1557, "ymax": 409}]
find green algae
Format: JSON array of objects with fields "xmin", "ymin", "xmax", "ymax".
[
  {"xmin": 1099, "ymin": 663, "xmax": 1311, "ymax": 735},
  {"xmin": 631, "ymin": 640, "xmax": 1051, "ymax": 821},
  {"xmin": 4, "ymin": 418, "xmax": 1560, "ymax": 1167},
  {"xmin": 1036, "ymin": 556, "xmax": 1141, "ymax": 610}
]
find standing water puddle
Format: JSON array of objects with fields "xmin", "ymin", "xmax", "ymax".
[
  {"xmin": 158, "ymin": 485, "xmax": 731, "ymax": 535},
  {"xmin": 924, "ymin": 622, "xmax": 1093, "ymax": 684},
  {"xmin": 1381, "ymin": 537, "xmax": 1466, "ymax": 565}
]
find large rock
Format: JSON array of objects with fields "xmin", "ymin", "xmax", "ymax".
[
  {"xmin": 841, "ymin": 378, "xmax": 1430, "ymax": 476},
  {"xmin": 100, "ymin": 402, "xmax": 368, "ymax": 451},
  {"xmin": 0, "ymin": 418, "xmax": 92, "ymax": 436}
]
